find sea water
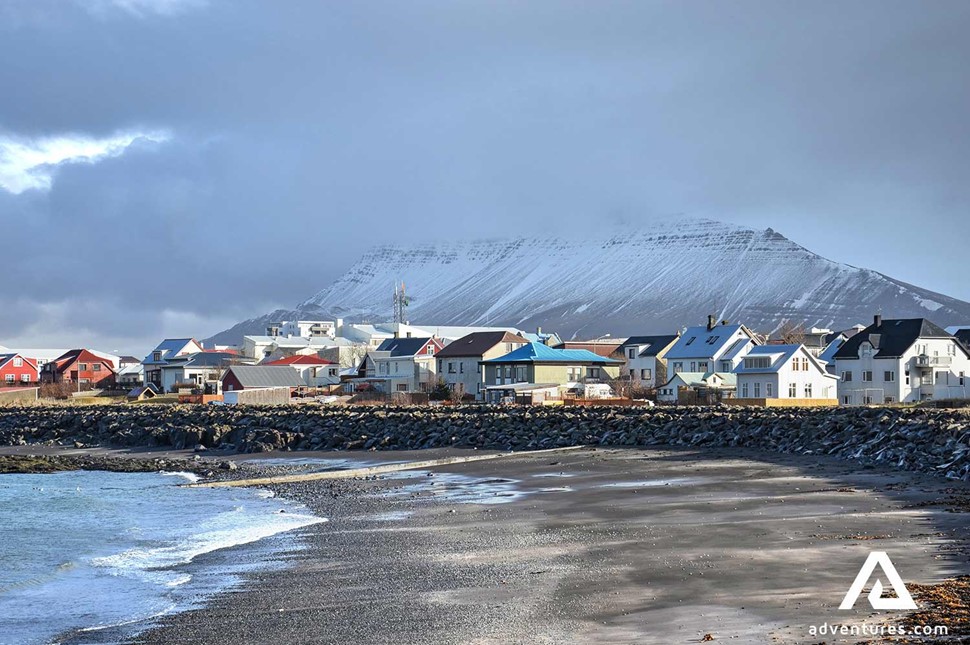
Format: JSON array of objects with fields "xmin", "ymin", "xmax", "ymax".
[{"xmin": 0, "ymin": 470, "xmax": 324, "ymax": 645}]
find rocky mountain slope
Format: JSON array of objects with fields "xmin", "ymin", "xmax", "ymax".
[{"xmin": 208, "ymin": 219, "xmax": 970, "ymax": 344}]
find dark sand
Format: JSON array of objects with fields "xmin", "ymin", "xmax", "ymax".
[{"xmin": 38, "ymin": 445, "xmax": 960, "ymax": 645}]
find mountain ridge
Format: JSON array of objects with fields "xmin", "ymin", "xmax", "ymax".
[{"xmin": 206, "ymin": 219, "xmax": 970, "ymax": 346}]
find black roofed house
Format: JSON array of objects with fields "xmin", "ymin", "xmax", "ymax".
[
  {"xmin": 435, "ymin": 331, "xmax": 529, "ymax": 400},
  {"xmin": 833, "ymin": 315, "xmax": 970, "ymax": 405},
  {"xmin": 615, "ymin": 334, "xmax": 680, "ymax": 389},
  {"xmin": 362, "ymin": 336, "xmax": 445, "ymax": 394}
]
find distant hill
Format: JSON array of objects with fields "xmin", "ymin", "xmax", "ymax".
[{"xmin": 206, "ymin": 219, "xmax": 970, "ymax": 345}]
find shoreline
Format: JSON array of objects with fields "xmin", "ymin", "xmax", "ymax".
[
  {"xmin": 6, "ymin": 444, "xmax": 970, "ymax": 642},
  {"xmin": 88, "ymin": 446, "xmax": 970, "ymax": 644}
]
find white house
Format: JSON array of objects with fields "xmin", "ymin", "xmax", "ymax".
[
  {"xmin": 362, "ymin": 336, "xmax": 444, "ymax": 393},
  {"xmin": 262, "ymin": 355, "xmax": 340, "ymax": 388},
  {"xmin": 435, "ymin": 331, "xmax": 529, "ymax": 400},
  {"xmin": 734, "ymin": 344, "xmax": 838, "ymax": 402},
  {"xmin": 265, "ymin": 320, "xmax": 338, "ymax": 339},
  {"xmin": 664, "ymin": 317, "xmax": 760, "ymax": 376},
  {"xmin": 142, "ymin": 338, "xmax": 203, "ymax": 388},
  {"xmin": 158, "ymin": 351, "xmax": 240, "ymax": 394},
  {"xmin": 616, "ymin": 334, "xmax": 680, "ymax": 389},
  {"xmin": 657, "ymin": 372, "xmax": 736, "ymax": 403},
  {"xmin": 834, "ymin": 316, "xmax": 970, "ymax": 405}
]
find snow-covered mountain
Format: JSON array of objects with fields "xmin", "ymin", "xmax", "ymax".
[{"xmin": 207, "ymin": 219, "xmax": 970, "ymax": 345}]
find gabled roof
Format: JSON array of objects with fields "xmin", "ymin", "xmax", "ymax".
[
  {"xmin": 47, "ymin": 349, "xmax": 115, "ymax": 373},
  {"xmin": 436, "ymin": 331, "xmax": 529, "ymax": 358},
  {"xmin": 0, "ymin": 353, "xmax": 37, "ymax": 371},
  {"xmin": 484, "ymin": 342, "xmax": 621, "ymax": 364},
  {"xmin": 223, "ymin": 365, "xmax": 306, "ymax": 388},
  {"xmin": 161, "ymin": 351, "xmax": 239, "ymax": 369},
  {"xmin": 143, "ymin": 338, "xmax": 199, "ymax": 365},
  {"xmin": 665, "ymin": 324, "xmax": 755, "ymax": 360},
  {"xmin": 617, "ymin": 335, "xmax": 680, "ymax": 358},
  {"xmin": 263, "ymin": 355, "xmax": 334, "ymax": 366},
  {"xmin": 734, "ymin": 344, "xmax": 834, "ymax": 377},
  {"xmin": 375, "ymin": 337, "xmax": 439, "ymax": 357},
  {"xmin": 833, "ymin": 318, "xmax": 963, "ymax": 360}
]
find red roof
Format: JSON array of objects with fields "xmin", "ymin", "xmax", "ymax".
[
  {"xmin": 263, "ymin": 355, "xmax": 333, "ymax": 366},
  {"xmin": 202, "ymin": 348, "xmax": 239, "ymax": 355},
  {"xmin": 49, "ymin": 349, "xmax": 114, "ymax": 373}
]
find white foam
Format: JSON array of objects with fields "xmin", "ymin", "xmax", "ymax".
[
  {"xmin": 92, "ymin": 512, "xmax": 326, "ymax": 572},
  {"xmin": 158, "ymin": 471, "xmax": 201, "ymax": 483}
]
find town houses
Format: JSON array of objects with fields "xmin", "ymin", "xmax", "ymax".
[{"xmin": 4, "ymin": 312, "xmax": 970, "ymax": 408}]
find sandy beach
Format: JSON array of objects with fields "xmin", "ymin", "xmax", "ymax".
[{"xmin": 30, "ymin": 445, "xmax": 964, "ymax": 644}]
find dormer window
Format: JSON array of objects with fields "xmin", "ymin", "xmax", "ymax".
[
  {"xmin": 153, "ymin": 351, "xmax": 162, "ymax": 361},
  {"xmin": 685, "ymin": 337, "xmax": 696, "ymax": 346},
  {"xmin": 860, "ymin": 342, "xmax": 873, "ymax": 357}
]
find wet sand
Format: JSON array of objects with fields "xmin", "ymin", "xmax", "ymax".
[{"xmin": 91, "ymin": 446, "xmax": 970, "ymax": 644}]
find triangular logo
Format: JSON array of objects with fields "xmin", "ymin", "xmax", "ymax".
[{"xmin": 839, "ymin": 551, "xmax": 917, "ymax": 610}]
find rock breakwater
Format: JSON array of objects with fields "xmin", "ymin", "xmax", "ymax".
[{"xmin": 1, "ymin": 405, "xmax": 969, "ymax": 479}]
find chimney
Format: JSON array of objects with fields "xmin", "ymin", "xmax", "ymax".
[
  {"xmin": 707, "ymin": 315, "xmax": 716, "ymax": 332},
  {"xmin": 874, "ymin": 314, "xmax": 882, "ymax": 328},
  {"xmin": 536, "ymin": 326, "xmax": 542, "ymax": 336}
]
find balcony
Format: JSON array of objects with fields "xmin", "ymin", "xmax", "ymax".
[{"xmin": 914, "ymin": 355, "xmax": 952, "ymax": 368}]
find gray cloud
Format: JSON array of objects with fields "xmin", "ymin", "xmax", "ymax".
[{"xmin": 1, "ymin": 0, "xmax": 969, "ymax": 354}]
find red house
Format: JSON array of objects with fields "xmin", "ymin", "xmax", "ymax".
[
  {"xmin": 0, "ymin": 353, "xmax": 39, "ymax": 386},
  {"xmin": 40, "ymin": 349, "xmax": 116, "ymax": 388}
]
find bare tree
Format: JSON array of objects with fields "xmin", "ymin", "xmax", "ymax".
[{"xmin": 776, "ymin": 320, "xmax": 807, "ymax": 345}]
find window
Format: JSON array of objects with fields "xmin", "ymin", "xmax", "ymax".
[
  {"xmin": 92, "ymin": 364, "xmax": 101, "ymax": 372},
  {"xmin": 629, "ymin": 348, "xmax": 637, "ymax": 359},
  {"xmin": 961, "ymin": 372, "xmax": 966, "ymax": 386},
  {"xmin": 905, "ymin": 370, "xmax": 910, "ymax": 386},
  {"xmin": 459, "ymin": 363, "xmax": 463, "ymax": 374},
  {"xmin": 426, "ymin": 345, "xmax": 435, "ymax": 355},
  {"xmin": 393, "ymin": 362, "xmax": 399, "ymax": 374},
  {"xmin": 567, "ymin": 366, "xmax": 581, "ymax": 381},
  {"xmin": 673, "ymin": 362, "xmax": 683, "ymax": 373},
  {"xmin": 884, "ymin": 371, "xmax": 895, "ymax": 382},
  {"xmin": 79, "ymin": 363, "xmax": 88, "ymax": 371},
  {"xmin": 948, "ymin": 344, "xmax": 957, "ymax": 357},
  {"xmin": 802, "ymin": 358, "xmax": 809, "ymax": 371},
  {"xmin": 515, "ymin": 366, "xmax": 527, "ymax": 382},
  {"xmin": 226, "ymin": 384, "xmax": 233, "ymax": 391},
  {"xmin": 504, "ymin": 365, "xmax": 512, "ymax": 379},
  {"xmin": 397, "ymin": 384, "xmax": 408, "ymax": 392},
  {"xmin": 862, "ymin": 371, "xmax": 873, "ymax": 382},
  {"xmin": 885, "ymin": 396, "xmax": 896, "ymax": 404},
  {"xmin": 153, "ymin": 351, "xmax": 162, "ymax": 361},
  {"xmin": 4, "ymin": 374, "xmax": 12, "ymax": 382},
  {"xmin": 720, "ymin": 361, "xmax": 732, "ymax": 372},
  {"xmin": 744, "ymin": 357, "xmax": 771, "ymax": 370},
  {"xmin": 766, "ymin": 383, "xmax": 773, "ymax": 397},
  {"xmin": 753, "ymin": 382, "xmax": 761, "ymax": 397},
  {"xmin": 697, "ymin": 361, "xmax": 708, "ymax": 372},
  {"xmin": 685, "ymin": 337, "xmax": 696, "ymax": 346},
  {"xmin": 861, "ymin": 343, "xmax": 872, "ymax": 357},
  {"xmin": 690, "ymin": 362, "xmax": 696, "ymax": 371},
  {"xmin": 21, "ymin": 374, "xmax": 29, "ymax": 382},
  {"xmin": 789, "ymin": 382, "xmax": 797, "ymax": 397},
  {"xmin": 629, "ymin": 369, "xmax": 635, "ymax": 378},
  {"xmin": 641, "ymin": 369, "xmax": 652, "ymax": 380},
  {"xmin": 13, "ymin": 357, "xmax": 22, "ymax": 367},
  {"xmin": 804, "ymin": 383, "xmax": 813, "ymax": 398},
  {"xmin": 588, "ymin": 367, "xmax": 600, "ymax": 379},
  {"xmin": 741, "ymin": 382, "xmax": 749, "ymax": 397},
  {"xmin": 448, "ymin": 362, "xmax": 456, "ymax": 374},
  {"xmin": 841, "ymin": 371, "xmax": 852, "ymax": 382}
]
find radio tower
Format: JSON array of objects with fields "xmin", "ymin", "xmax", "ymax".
[{"xmin": 393, "ymin": 281, "xmax": 411, "ymax": 324}]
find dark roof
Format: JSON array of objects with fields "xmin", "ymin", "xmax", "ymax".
[
  {"xmin": 833, "ymin": 318, "xmax": 959, "ymax": 360},
  {"xmin": 375, "ymin": 337, "xmax": 437, "ymax": 357},
  {"xmin": 437, "ymin": 331, "xmax": 529, "ymax": 358},
  {"xmin": 955, "ymin": 329, "xmax": 970, "ymax": 350},
  {"xmin": 163, "ymin": 352, "xmax": 238, "ymax": 369},
  {"xmin": 223, "ymin": 365, "xmax": 305, "ymax": 388},
  {"xmin": 617, "ymin": 334, "xmax": 680, "ymax": 357}
]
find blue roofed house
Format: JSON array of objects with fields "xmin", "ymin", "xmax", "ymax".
[
  {"xmin": 142, "ymin": 338, "xmax": 203, "ymax": 388},
  {"xmin": 734, "ymin": 344, "xmax": 838, "ymax": 404},
  {"xmin": 480, "ymin": 342, "xmax": 622, "ymax": 403}
]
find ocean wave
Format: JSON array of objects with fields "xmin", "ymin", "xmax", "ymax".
[
  {"xmin": 91, "ymin": 511, "xmax": 326, "ymax": 572},
  {"xmin": 158, "ymin": 471, "xmax": 201, "ymax": 483}
]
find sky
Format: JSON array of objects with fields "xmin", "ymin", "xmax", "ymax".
[{"xmin": 1, "ymin": 0, "xmax": 969, "ymax": 355}]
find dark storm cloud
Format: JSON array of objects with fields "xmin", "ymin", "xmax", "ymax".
[{"xmin": 1, "ymin": 0, "xmax": 969, "ymax": 353}]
